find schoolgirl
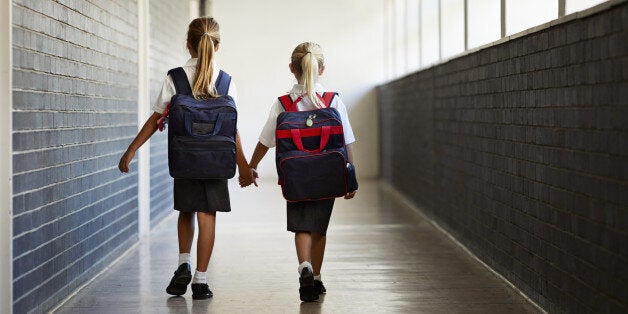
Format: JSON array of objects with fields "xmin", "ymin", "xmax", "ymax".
[
  {"xmin": 247, "ymin": 42, "xmax": 357, "ymax": 302},
  {"xmin": 118, "ymin": 17, "xmax": 253, "ymax": 300}
]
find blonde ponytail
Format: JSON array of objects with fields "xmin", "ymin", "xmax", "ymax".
[
  {"xmin": 187, "ymin": 17, "xmax": 221, "ymax": 99},
  {"xmin": 291, "ymin": 43, "xmax": 325, "ymax": 108},
  {"xmin": 301, "ymin": 52, "xmax": 320, "ymax": 108}
]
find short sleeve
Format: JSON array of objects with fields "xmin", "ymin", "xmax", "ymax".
[
  {"xmin": 226, "ymin": 78, "xmax": 238, "ymax": 103},
  {"xmin": 258, "ymin": 101, "xmax": 282, "ymax": 148},
  {"xmin": 152, "ymin": 75, "xmax": 176, "ymax": 114},
  {"xmin": 333, "ymin": 97, "xmax": 356, "ymax": 145}
]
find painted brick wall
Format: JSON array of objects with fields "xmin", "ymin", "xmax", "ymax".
[
  {"xmin": 148, "ymin": 0, "xmax": 190, "ymax": 226},
  {"xmin": 11, "ymin": 1, "xmax": 139, "ymax": 312},
  {"xmin": 379, "ymin": 3, "xmax": 628, "ymax": 313}
]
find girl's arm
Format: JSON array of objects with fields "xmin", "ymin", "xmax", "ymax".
[
  {"xmin": 247, "ymin": 142, "xmax": 270, "ymax": 186},
  {"xmin": 118, "ymin": 112, "xmax": 161, "ymax": 173},
  {"xmin": 346, "ymin": 143, "xmax": 354, "ymax": 164},
  {"xmin": 236, "ymin": 130, "xmax": 254, "ymax": 187},
  {"xmin": 344, "ymin": 143, "xmax": 357, "ymax": 199}
]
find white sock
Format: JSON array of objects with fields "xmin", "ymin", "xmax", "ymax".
[
  {"xmin": 192, "ymin": 270, "xmax": 207, "ymax": 284},
  {"xmin": 178, "ymin": 253, "xmax": 191, "ymax": 266},
  {"xmin": 314, "ymin": 274, "xmax": 321, "ymax": 281},
  {"xmin": 298, "ymin": 261, "xmax": 313, "ymax": 275}
]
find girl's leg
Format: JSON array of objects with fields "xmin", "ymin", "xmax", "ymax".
[
  {"xmin": 295, "ymin": 231, "xmax": 312, "ymax": 263},
  {"xmin": 178, "ymin": 212, "xmax": 195, "ymax": 253},
  {"xmin": 295, "ymin": 231, "xmax": 319, "ymax": 301},
  {"xmin": 310, "ymin": 233, "xmax": 326, "ymax": 276},
  {"xmin": 167, "ymin": 212, "xmax": 195, "ymax": 296},
  {"xmin": 195, "ymin": 211, "xmax": 216, "ymax": 272}
]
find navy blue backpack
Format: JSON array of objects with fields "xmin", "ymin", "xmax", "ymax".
[
  {"xmin": 165, "ymin": 67, "xmax": 237, "ymax": 179},
  {"xmin": 275, "ymin": 92, "xmax": 358, "ymax": 202}
]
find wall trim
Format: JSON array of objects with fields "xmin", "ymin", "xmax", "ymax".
[
  {"xmin": 137, "ymin": 0, "xmax": 151, "ymax": 237},
  {"xmin": 1, "ymin": 0, "xmax": 13, "ymax": 312}
]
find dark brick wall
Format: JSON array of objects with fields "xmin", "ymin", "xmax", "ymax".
[
  {"xmin": 148, "ymin": 0, "xmax": 190, "ymax": 226},
  {"xmin": 11, "ymin": 1, "xmax": 139, "ymax": 312},
  {"xmin": 379, "ymin": 3, "xmax": 628, "ymax": 313}
]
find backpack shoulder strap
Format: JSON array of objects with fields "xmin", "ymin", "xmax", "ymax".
[
  {"xmin": 167, "ymin": 67, "xmax": 193, "ymax": 95},
  {"xmin": 215, "ymin": 70, "xmax": 232, "ymax": 96},
  {"xmin": 278, "ymin": 95, "xmax": 297, "ymax": 112},
  {"xmin": 321, "ymin": 92, "xmax": 337, "ymax": 108}
]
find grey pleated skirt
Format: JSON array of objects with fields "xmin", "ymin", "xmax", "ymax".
[
  {"xmin": 173, "ymin": 178, "xmax": 231, "ymax": 212},
  {"xmin": 286, "ymin": 199, "xmax": 335, "ymax": 236}
]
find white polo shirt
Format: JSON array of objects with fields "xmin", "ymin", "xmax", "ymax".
[
  {"xmin": 258, "ymin": 83, "xmax": 356, "ymax": 148},
  {"xmin": 152, "ymin": 58, "xmax": 238, "ymax": 114}
]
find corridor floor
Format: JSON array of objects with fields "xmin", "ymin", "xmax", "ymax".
[{"xmin": 53, "ymin": 180, "xmax": 541, "ymax": 314}]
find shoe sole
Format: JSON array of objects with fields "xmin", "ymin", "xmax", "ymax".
[
  {"xmin": 166, "ymin": 273, "xmax": 192, "ymax": 296},
  {"xmin": 192, "ymin": 293, "xmax": 213, "ymax": 300}
]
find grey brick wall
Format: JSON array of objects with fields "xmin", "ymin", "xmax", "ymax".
[
  {"xmin": 11, "ymin": 1, "xmax": 192, "ymax": 312},
  {"xmin": 11, "ymin": 1, "xmax": 139, "ymax": 312},
  {"xmin": 379, "ymin": 3, "xmax": 628, "ymax": 313},
  {"xmin": 148, "ymin": 0, "xmax": 190, "ymax": 226}
]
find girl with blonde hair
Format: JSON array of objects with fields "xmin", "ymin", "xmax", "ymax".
[
  {"xmin": 248, "ymin": 42, "xmax": 357, "ymax": 302},
  {"xmin": 118, "ymin": 17, "xmax": 253, "ymax": 300}
]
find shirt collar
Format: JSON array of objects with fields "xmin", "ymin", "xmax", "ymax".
[{"xmin": 185, "ymin": 58, "xmax": 197, "ymax": 67}]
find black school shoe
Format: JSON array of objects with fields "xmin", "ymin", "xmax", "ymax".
[
  {"xmin": 191, "ymin": 283, "xmax": 213, "ymax": 300},
  {"xmin": 166, "ymin": 263, "xmax": 192, "ymax": 296},
  {"xmin": 314, "ymin": 280, "xmax": 326, "ymax": 295},
  {"xmin": 299, "ymin": 268, "xmax": 319, "ymax": 302}
]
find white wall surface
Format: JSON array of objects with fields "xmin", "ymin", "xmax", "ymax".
[{"xmin": 210, "ymin": 0, "xmax": 385, "ymax": 178}]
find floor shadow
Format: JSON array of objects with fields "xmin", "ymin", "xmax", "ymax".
[{"xmin": 299, "ymin": 294, "xmax": 324, "ymax": 314}]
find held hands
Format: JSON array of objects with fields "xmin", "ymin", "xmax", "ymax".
[
  {"xmin": 250, "ymin": 168, "xmax": 259, "ymax": 186},
  {"xmin": 238, "ymin": 166, "xmax": 258, "ymax": 188}
]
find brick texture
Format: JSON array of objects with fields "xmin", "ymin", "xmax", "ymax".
[
  {"xmin": 379, "ymin": 3, "xmax": 628, "ymax": 313},
  {"xmin": 11, "ymin": 0, "xmax": 190, "ymax": 312}
]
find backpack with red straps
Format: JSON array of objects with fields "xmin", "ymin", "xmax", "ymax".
[{"xmin": 275, "ymin": 92, "xmax": 358, "ymax": 202}]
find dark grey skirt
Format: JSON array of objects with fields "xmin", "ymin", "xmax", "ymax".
[
  {"xmin": 286, "ymin": 199, "xmax": 335, "ymax": 236},
  {"xmin": 173, "ymin": 178, "xmax": 231, "ymax": 212}
]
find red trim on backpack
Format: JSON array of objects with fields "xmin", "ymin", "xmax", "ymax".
[
  {"xmin": 278, "ymin": 95, "xmax": 297, "ymax": 112},
  {"xmin": 321, "ymin": 92, "xmax": 337, "ymax": 108},
  {"xmin": 157, "ymin": 103, "xmax": 171, "ymax": 132},
  {"xmin": 276, "ymin": 126, "xmax": 343, "ymax": 139},
  {"xmin": 280, "ymin": 92, "xmax": 336, "ymax": 111}
]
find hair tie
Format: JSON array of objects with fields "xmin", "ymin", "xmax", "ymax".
[{"xmin": 202, "ymin": 32, "xmax": 210, "ymax": 37}]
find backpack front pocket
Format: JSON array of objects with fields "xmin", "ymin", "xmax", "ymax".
[
  {"xmin": 278, "ymin": 150, "xmax": 347, "ymax": 202},
  {"xmin": 169, "ymin": 136, "xmax": 236, "ymax": 179}
]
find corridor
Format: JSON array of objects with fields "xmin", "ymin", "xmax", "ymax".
[{"xmin": 52, "ymin": 180, "xmax": 540, "ymax": 313}]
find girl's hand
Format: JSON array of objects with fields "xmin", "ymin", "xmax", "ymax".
[
  {"xmin": 238, "ymin": 167, "xmax": 254, "ymax": 187},
  {"xmin": 250, "ymin": 168, "xmax": 259, "ymax": 187},
  {"xmin": 118, "ymin": 148, "xmax": 136, "ymax": 173},
  {"xmin": 344, "ymin": 190, "xmax": 357, "ymax": 199},
  {"xmin": 238, "ymin": 176, "xmax": 250, "ymax": 187}
]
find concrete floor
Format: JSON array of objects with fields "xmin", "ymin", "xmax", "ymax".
[{"xmin": 52, "ymin": 180, "xmax": 542, "ymax": 313}]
